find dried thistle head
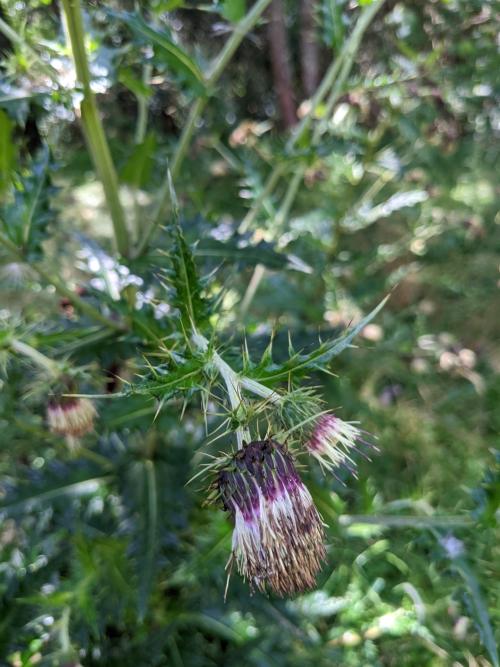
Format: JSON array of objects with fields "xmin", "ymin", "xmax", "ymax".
[
  {"xmin": 215, "ymin": 439, "xmax": 325, "ymax": 597},
  {"xmin": 47, "ymin": 397, "xmax": 97, "ymax": 450}
]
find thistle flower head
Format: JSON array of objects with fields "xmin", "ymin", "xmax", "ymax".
[
  {"xmin": 216, "ymin": 439, "xmax": 325, "ymax": 597},
  {"xmin": 307, "ymin": 413, "xmax": 375, "ymax": 476},
  {"xmin": 47, "ymin": 397, "xmax": 96, "ymax": 446}
]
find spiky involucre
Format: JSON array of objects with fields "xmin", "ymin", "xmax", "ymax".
[{"xmin": 217, "ymin": 439, "xmax": 325, "ymax": 597}]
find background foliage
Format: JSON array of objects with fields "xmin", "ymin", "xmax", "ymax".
[{"xmin": 0, "ymin": 0, "xmax": 499, "ymax": 665}]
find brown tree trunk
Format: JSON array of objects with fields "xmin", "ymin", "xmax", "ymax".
[
  {"xmin": 299, "ymin": 0, "xmax": 320, "ymax": 98},
  {"xmin": 267, "ymin": 0, "xmax": 297, "ymax": 129}
]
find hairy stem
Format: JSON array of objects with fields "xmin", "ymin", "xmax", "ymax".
[
  {"xmin": 240, "ymin": 376, "xmax": 281, "ymax": 404},
  {"xmin": 191, "ymin": 332, "xmax": 252, "ymax": 448},
  {"xmin": 213, "ymin": 353, "xmax": 251, "ymax": 449},
  {"xmin": 61, "ymin": 0, "xmax": 130, "ymax": 257}
]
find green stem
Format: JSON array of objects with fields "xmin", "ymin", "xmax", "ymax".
[
  {"xmin": 239, "ymin": 263, "xmax": 266, "ymax": 317},
  {"xmin": 137, "ymin": 0, "xmax": 273, "ymax": 256},
  {"xmin": 280, "ymin": 0, "xmax": 387, "ymax": 220},
  {"xmin": 61, "ymin": 0, "xmax": 130, "ymax": 258},
  {"xmin": 34, "ymin": 263, "xmax": 125, "ymax": 332},
  {"xmin": 170, "ymin": 97, "xmax": 205, "ymax": 182},
  {"xmin": 314, "ymin": 0, "xmax": 386, "ymax": 141},
  {"xmin": 10, "ymin": 339, "xmax": 61, "ymax": 377},
  {"xmin": 238, "ymin": 164, "xmax": 285, "ymax": 234},
  {"xmin": 237, "ymin": 43, "xmax": 345, "ymax": 236},
  {"xmin": 0, "ymin": 230, "xmax": 21, "ymax": 256},
  {"xmin": 134, "ymin": 63, "xmax": 153, "ymax": 144},
  {"xmin": 207, "ymin": 0, "xmax": 272, "ymax": 85},
  {"xmin": 191, "ymin": 332, "xmax": 250, "ymax": 448},
  {"xmin": 59, "ymin": 607, "xmax": 71, "ymax": 654},
  {"xmin": 338, "ymin": 515, "xmax": 474, "ymax": 528},
  {"xmin": 239, "ymin": 170, "xmax": 302, "ymax": 314}
]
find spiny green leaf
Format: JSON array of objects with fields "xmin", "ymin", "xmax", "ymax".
[
  {"xmin": 128, "ymin": 357, "xmax": 205, "ymax": 400},
  {"xmin": 170, "ymin": 224, "xmax": 211, "ymax": 333},
  {"xmin": 0, "ymin": 146, "xmax": 54, "ymax": 259},
  {"xmin": 244, "ymin": 295, "xmax": 389, "ymax": 382}
]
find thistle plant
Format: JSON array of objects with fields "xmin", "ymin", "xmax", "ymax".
[
  {"xmin": 0, "ymin": 0, "xmax": 388, "ymax": 622},
  {"xmin": 120, "ymin": 203, "xmax": 388, "ymax": 596},
  {"xmin": 1, "ymin": 1, "xmax": 498, "ymax": 662}
]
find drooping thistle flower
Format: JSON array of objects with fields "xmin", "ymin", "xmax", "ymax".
[
  {"xmin": 46, "ymin": 397, "xmax": 96, "ymax": 450},
  {"xmin": 306, "ymin": 413, "xmax": 375, "ymax": 477},
  {"xmin": 216, "ymin": 439, "xmax": 325, "ymax": 597}
]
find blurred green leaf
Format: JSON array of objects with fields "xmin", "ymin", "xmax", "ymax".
[
  {"xmin": 221, "ymin": 0, "xmax": 247, "ymax": 23},
  {"xmin": 0, "ymin": 147, "xmax": 53, "ymax": 259},
  {"xmin": 130, "ymin": 459, "xmax": 159, "ymax": 621},
  {"xmin": 453, "ymin": 558, "xmax": 499, "ymax": 667},
  {"xmin": 114, "ymin": 11, "xmax": 205, "ymax": 89},
  {"xmin": 118, "ymin": 67, "xmax": 153, "ymax": 99},
  {"xmin": 0, "ymin": 109, "xmax": 16, "ymax": 196},
  {"xmin": 120, "ymin": 133, "xmax": 157, "ymax": 188}
]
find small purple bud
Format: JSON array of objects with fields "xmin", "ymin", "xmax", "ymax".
[{"xmin": 307, "ymin": 413, "xmax": 376, "ymax": 475}]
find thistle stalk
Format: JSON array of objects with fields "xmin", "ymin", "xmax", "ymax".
[
  {"xmin": 240, "ymin": 376, "xmax": 281, "ymax": 404},
  {"xmin": 191, "ymin": 331, "xmax": 283, "ymax": 448},
  {"xmin": 61, "ymin": 0, "xmax": 130, "ymax": 258}
]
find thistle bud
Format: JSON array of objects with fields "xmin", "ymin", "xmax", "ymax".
[
  {"xmin": 216, "ymin": 439, "xmax": 325, "ymax": 597},
  {"xmin": 307, "ymin": 413, "xmax": 375, "ymax": 476},
  {"xmin": 47, "ymin": 397, "xmax": 96, "ymax": 449}
]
